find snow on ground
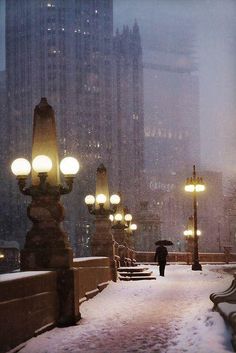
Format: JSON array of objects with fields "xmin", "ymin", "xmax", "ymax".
[{"xmin": 16, "ymin": 264, "xmax": 236, "ymax": 353}]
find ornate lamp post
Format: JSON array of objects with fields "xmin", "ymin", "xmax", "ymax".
[
  {"xmin": 183, "ymin": 215, "xmax": 201, "ymax": 265},
  {"xmin": 11, "ymin": 97, "xmax": 82, "ymax": 326},
  {"xmin": 185, "ymin": 165, "xmax": 205, "ymax": 271},
  {"xmin": 11, "ymin": 98, "xmax": 80, "ymax": 271},
  {"xmin": 111, "ymin": 205, "xmax": 132, "ymax": 243},
  {"xmin": 124, "ymin": 220, "xmax": 137, "ymax": 248},
  {"xmin": 84, "ymin": 164, "xmax": 120, "ymax": 281}
]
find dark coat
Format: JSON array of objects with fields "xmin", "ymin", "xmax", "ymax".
[{"xmin": 154, "ymin": 245, "xmax": 168, "ymax": 263}]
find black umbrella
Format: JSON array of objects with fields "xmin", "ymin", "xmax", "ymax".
[{"xmin": 155, "ymin": 240, "xmax": 174, "ymax": 246}]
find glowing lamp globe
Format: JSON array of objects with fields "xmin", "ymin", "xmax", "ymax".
[
  {"xmin": 32, "ymin": 155, "xmax": 52, "ymax": 173},
  {"xmin": 115, "ymin": 213, "xmax": 123, "ymax": 222},
  {"xmin": 85, "ymin": 195, "xmax": 95, "ymax": 205},
  {"xmin": 196, "ymin": 184, "xmax": 205, "ymax": 192},
  {"xmin": 124, "ymin": 214, "xmax": 132, "ymax": 222},
  {"xmin": 130, "ymin": 223, "xmax": 137, "ymax": 231},
  {"xmin": 185, "ymin": 184, "xmax": 195, "ymax": 192},
  {"xmin": 197, "ymin": 230, "xmax": 202, "ymax": 236},
  {"xmin": 109, "ymin": 214, "xmax": 114, "ymax": 222},
  {"xmin": 96, "ymin": 193, "xmax": 106, "ymax": 204},
  {"xmin": 11, "ymin": 158, "xmax": 31, "ymax": 177},
  {"xmin": 110, "ymin": 194, "xmax": 120, "ymax": 205},
  {"xmin": 60, "ymin": 157, "xmax": 80, "ymax": 175}
]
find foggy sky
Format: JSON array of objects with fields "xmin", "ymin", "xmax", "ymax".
[
  {"xmin": 114, "ymin": 0, "xmax": 236, "ymax": 178},
  {"xmin": 0, "ymin": 0, "xmax": 4, "ymax": 71},
  {"xmin": 0, "ymin": 0, "xmax": 236, "ymax": 178}
]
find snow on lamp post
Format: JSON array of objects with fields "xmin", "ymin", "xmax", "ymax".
[{"xmin": 185, "ymin": 165, "xmax": 205, "ymax": 271}]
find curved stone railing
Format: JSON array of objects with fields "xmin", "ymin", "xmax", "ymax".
[{"xmin": 210, "ymin": 273, "xmax": 236, "ymax": 351}]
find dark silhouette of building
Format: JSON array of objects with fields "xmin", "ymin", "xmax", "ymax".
[
  {"xmin": 135, "ymin": 201, "xmax": 161, "ymax": 251},
  {"xmin": 113, "ymin": 22, "xmax": 144, "ymax": 210},
  {"xmin": 4, "ymin": 1, "xmax": 145, "ymax": 254}
]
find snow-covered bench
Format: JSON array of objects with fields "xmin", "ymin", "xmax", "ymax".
[{"xmin": 210, "ymin": 273, "xmax": 236, "ymax": 350}]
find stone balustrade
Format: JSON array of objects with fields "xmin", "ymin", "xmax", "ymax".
[
  {"xmin": 134, "ymin": 251, "xmax": 236, "ymax": 264},
  {"xmin": 0, "ymin": 257, "xmax": 111, "ymax": 353},
  {"xmin": 210, "ymin": 273, "xmax": 236, "ymax": 351}
]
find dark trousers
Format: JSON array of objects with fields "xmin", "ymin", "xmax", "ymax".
[{"xmin": 159, "ymin": 261, "xmax": 166, "ymax": 276}]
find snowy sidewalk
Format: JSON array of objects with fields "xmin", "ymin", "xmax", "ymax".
[{"xmin": 16, "ymin": 265, "xmax": 235, "ymax": 353}]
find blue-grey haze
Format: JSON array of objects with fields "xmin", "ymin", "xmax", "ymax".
[{"xmin": 0, "ymin": 0, "xmax": 236, "ymax": 177}]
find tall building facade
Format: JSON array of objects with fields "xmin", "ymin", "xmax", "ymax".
[
  {"xmin": 5, "ymin": 0, "xmax": 115, "ymax": 249},
  {"xmin": 4, "ymin": 1, "xmax": 145, "ymax": 253},
  {"xmin": 113, "ymin": 22, "xmax": 144, "ymax": 209},
  {"xmin": 142, "ymin": 23, "xmax": 201, "ymax": 251}
]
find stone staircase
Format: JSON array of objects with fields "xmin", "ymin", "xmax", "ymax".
[{"xmin": 118, "ymin": 266, "xmax": 156, "ymax": 281}]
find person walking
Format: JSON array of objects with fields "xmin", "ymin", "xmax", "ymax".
[{"xmin": 154, "ymin": 245, "xmax": 168, "ymax": 276}]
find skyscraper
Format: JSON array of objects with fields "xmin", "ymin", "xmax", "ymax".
[
  {"xmin": 113, "ymin": 22, "xmax": 144, "ymax": 209},
  {"xmin": 5, "ymin": 0, "xmax": 115, "ymax": 248},
  {"xmin": 4, "ymin": 1, "xmax": 145, "ymax": 252}
]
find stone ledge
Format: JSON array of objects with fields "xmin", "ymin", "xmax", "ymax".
[{"xmin": 210, "ymin": 274, "xmax": 236, "ymax": 351}]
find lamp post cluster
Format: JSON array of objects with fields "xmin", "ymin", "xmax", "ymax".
[
  {"xmin": 84, "ymin": 164, "xmax": 137, "ymax": 275},
  {"xmin": 85, "ymin": 193, "xmax": 120, "ymax": 216},
  {"xmin": 11, "ymin": 155, "xmax": 79, "ymax": 196},
  {"xmin": 10, "ymin": 98, "xmax": 80, "ymax": 271},
  {"xmin": 109, "ymin": 208, "xmax": 137, "ymax": 247},
  {"xmin": 11, "ymin": 154, "xmax": 79, "ymax": 270},
  {"xmin": 185, "ymin": 165, "xmax": 205, "ymax": 271}
]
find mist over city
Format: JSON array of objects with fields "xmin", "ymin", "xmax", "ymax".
[
  {"xmin": 0, "ymin": 0, "xmax": 236, "ymax": 259},
  {"xmin": 1, "ymin": 1, "xmax": 236, "ymax": 353}
]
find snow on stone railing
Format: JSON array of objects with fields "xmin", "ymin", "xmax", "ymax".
[{"xmin": 210, "ymin": 272, "xmax": 236, "ymax": 351}]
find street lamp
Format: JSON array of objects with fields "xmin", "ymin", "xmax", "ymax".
[
  {"xmin": 111, "ymin": 205, "xmax": 136, "ymax": 247},
  {"xmin": 85, "ymin": 193, "xmax": 120, "ymax": 216},
  {"xmin": 183, "ymin": 215, "xmax": 201, "ymax": 258},
  {"xmin": 125, "ymin": 222, "xmax": 137, "ymax": 248},
  {"xmin": 84, "ymin": 163, "xmax": 120, "ymax": 282},
  {"xmin": 11, "ymin": 98, "xmax": 80, "ymax": 271},
  {"xmin": 11, "ymin": 154, "xmax": 79, "ymax": 270},
  {"xmin": 185, "ymin": 165, "xmax": 205, "ymax": 271},
  {"xmin": 12, "ymin": 155, "xmax": 79, "ymax": 196},
  {"xmin": 11, "ymin": 97, "xmax": 82, "ymax": 325}
]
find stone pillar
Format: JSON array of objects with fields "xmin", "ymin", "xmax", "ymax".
[
  {"xmin": 91, "ymin": 216, "xmax": 117, "ymax": 282},
  {"xmin": 19, "ymin": 98, "xmax": 77, "ymax": 326},
  {"xmin": 21, "ymin": 191, "xmax": 73, "ymax": 271},
  {"xmin": 21, "ymin": 98, "xmax": 73, "ymax": 271},
  {"xmin": 31, "ymin": 97, "xmax": 60, "ymax": 185},
  {"xmin": 112, "ymin": 227, "xmax": 126, "ymax": 245}
]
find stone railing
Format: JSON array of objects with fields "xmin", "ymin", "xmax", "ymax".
[
  {"xmin": 210, "ymin": 273, "xmax": 236, "ymax": 351},
  {"xmin": 114, "ymin": 241, "xmax": 137, "ymax": 267},
  {"xmin": 134, "ymin": 251, "xmax": 236, "ymax": 264},
  {"xmin": 0, "ymin": 257, "xmax": 111, "ymax": 353}
]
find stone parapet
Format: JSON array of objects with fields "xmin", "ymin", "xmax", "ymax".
[
  {"xmin": 210, "ymin": 273, "xmax": 236, "ymax": 351},
  {"xmin": 0, "ymin": 257, "xmax": 111, "ymax": 352},
  {"xmin": 0, "ymin": 271, "xmax": 58, "ymax": 353},
  {"xmin": 135, "ymin": 251, "xmax": 236, "ymax": 264}
]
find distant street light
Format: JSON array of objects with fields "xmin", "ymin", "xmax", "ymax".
[
  {"xmin": 111, "ymin": 205, "xmax": 137, "ymax": 248},
  {"xmin": 183, "ymin": 215, "xmax": 201, "ymax": 258},
  {"xmin": 125, "ymin": 222, "xmax": 137, "ymax": 248},
  {"xmin": 185, "ymin": 165, "xmax": 205, "ymax": 271}
]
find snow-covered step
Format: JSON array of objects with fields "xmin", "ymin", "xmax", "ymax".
[
  {"xmin": 118, "ymin": 266, "xmax": 156, "ymax": 281},
  {"xmin": 118, "ymin": 266, "xmax": 149, "ymax": 272},
  {"xmin": 119, "ymin": 270, "xmax": 153, "ymax": 277},
  {"xmin": 119, "ymin": 275, "xmax": 156, "ymax": 281}
]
